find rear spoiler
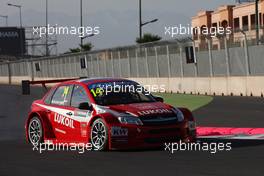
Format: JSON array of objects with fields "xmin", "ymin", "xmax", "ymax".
[{"xmin": 22, "ymin": 77, "xmax": 87, "ymax": 95}]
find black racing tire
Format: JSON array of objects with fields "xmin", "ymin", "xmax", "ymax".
[
  {"xmin": 28, "ymin": 117, "xmax": 44, "ymax": 146},
  {"xmin": 90, "ymin": 118, "xmax": 109, "ymax": 151}
]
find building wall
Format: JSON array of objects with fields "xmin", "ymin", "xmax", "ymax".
[
  {"xmin": 191, "ymin": 11, "xmax": 213, "ymax": 49},
  {"xmin": 210, "ymin": 5, "xmax": 234, "ymax": 49},
  {"xmin": 192, "ymin": 1, "xmax": 264, "ymax": 49},
  {"xmin": 234, "ymin": 2, "xmax": 258, "ymax": 40}
]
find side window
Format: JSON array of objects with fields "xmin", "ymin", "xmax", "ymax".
[
  {"xmin": 51, "ymin": 85, "xmax": 72, "ymax": 106},
  {"xmin": 44, "ymin": 87, "xmax": 57, "ymax": 104},
  {"xmin": 71, "ymin": 85, "xmax": 90, "ymax": 108}
]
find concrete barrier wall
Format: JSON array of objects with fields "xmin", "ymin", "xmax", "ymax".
[
  {"xmin": 1, "ymin": 43, "xmax": 264, "ymax": 97},
  {"xmin": 0, "ymin": 76, "xmax": 9, "ymax": 84},
  {"xmin": 0, "ymin": 76, "xmax": 263, "ymax": 97},
  {"xmin": 131, "ymin": 76, "xmax": 264, "ymax": 97}
]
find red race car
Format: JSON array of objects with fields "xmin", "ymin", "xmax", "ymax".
[{"xmin": 25, "ymin": 78, "xmax": 196, "ymax": 150}]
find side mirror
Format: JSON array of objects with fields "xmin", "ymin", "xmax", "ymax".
[
  {"xmin": 154, "ymin": 96, "xmax": 164, "ymax": 102},
  {"xmin": 78, "ymin": 102, "xmax": 93, "ymax": 111}
]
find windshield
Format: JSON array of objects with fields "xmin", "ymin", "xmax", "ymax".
[{"xmin": 88, "ymin": 81, "xmax": 156, "ymax": 106}]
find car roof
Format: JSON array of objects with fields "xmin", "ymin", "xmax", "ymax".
[{"xmin": 62, "ymin": 77, "xmax": 135, "ymax": 86}]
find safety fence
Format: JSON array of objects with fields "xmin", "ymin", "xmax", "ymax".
[{"xmin": 1, "ymin": 38, "xmax": 264, "ymax": 81}]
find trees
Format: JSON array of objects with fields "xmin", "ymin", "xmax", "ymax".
[
  {"xmin": 67, "ymin": 42, "xmax": 93, "ymax": 53},
  {"xmin": 69, "ymin": 48, "xmax": 81, "ymax": 53},
  {"xmin": 80, "ymin": 43, "xmax": 93, "ymax": 51},
  {"xmin": 136, "ymin": 33, "xmax": 162, "ymax": 44}
]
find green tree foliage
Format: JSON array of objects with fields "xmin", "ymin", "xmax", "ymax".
[
  {"xmin": 80, "ymin": 43, "xmax": 93, "ymax": 51},
  {"xmin": 67, "ymin": 42, "xmax": 93, "ymax": 53},
  {"xmin": 69, "ymin": 48, "xmax": 81, "ymax": 53},
  {"xmin": 136, "ymin": 33, "xmax": 162, "ymax": 44}
]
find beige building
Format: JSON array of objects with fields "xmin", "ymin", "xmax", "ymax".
[
  {"xmin": 192, "ymin": 1, "xmax": 264, "ymax": 50},
  {"xmin": 233, "ymin": 1, "xmax": 264, "ymax": 42},
  {"xmin": 192, "ymin": 11, "xmax": 213, "ymax": 50}
]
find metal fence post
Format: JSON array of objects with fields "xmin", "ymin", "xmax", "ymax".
[
  {"xmin": 224, "ymin": 37, "xmax": 230, "ymax": 76},
  {"xmin": 85, "ymin": 55, "xmax": 90, "ymax": 77},
  {"xmin": 192, "ymin": 41, "xmax": 198, "ymax": 77},
  {"xmin": 110, "ymin": 51, "xmax": 114, "ymax": 77},
  {"xmin": 91, "ymin": 55, "xmax": 95, "ymax": 77},
  {"xmin": 61, "ymin": 57, "xmax": 64, "ymax": 78},
  {"xmin": 135, "ymin": 48, "xmax": 139, "ymax": 78},
  {"xmin": 27, "ymin": 60, "xmax": 34, "ymax": 81},
  {"xmin": 127, "ymin": 50, "xmax": 131, "ymax": 78},
  {"xmin": 166, "ymin": 45, "xmax": 171, "ymax": 77},
  {"xmin": 7, "ymin": 62, "xmax": 11, "ymax": 84},
  {"xmin": 52, "ymin": 58, "xmax": 56, "ymax": 78},
  {"xmin": 155, "ymin": 47, "xmax": 160, "ymax": 77},
  {"xmin": 243, "ymin": 37, "xmax": 251, "ymax": 76},
  {"xmin": 51, "ymin": 59, "xmax": 55, "ymax": 78},
  {"xmin": 103, "ymin": 55, "xmax": 107, "ymax": 77},
  {"xmin": 62, "ymin": 57, "xmax": 66, "ymax": 78},
  {"xmin": 145, "ymin": 48, "xmax": 149, "ymax": 78},
  {"xmin": 118, "ymin": 51, "xmax": 122, "ymax": 77},
  {"xmin": 57, "ymin": 58, "xmax": 60, "ymax": 78},
  {"xmin": 96, "ymin": 55, "xmax": 100, "ymax": 77},
  {"xmin": 179, "ymin": 47, "xmax": 184, "ymax": 77},
  {"xmin": 207, "ymin": 38, "xmax": 213, "ymax": 77}
]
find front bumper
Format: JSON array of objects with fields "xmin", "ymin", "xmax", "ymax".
[{"xmin": 109, "ymin": 121, "xmax": 196, "ymax": 150}]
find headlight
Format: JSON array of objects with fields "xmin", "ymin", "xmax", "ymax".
[
  {"xmin": 118, "ymin": 115, "xmax": 143, "ymax": 125},
  {"xmin": 172, "ymin": 108, "xmax": 184, "ymax": 122},
  {"xmin": 93, "ymin": 104, "xmax": 143, "ymax": 125}
]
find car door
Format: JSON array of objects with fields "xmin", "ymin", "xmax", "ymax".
[
  {"xmin": 48, "ymin": 84, "xmax": 76, "ymax": 142},
  {"xmin": 69, "ymin": 84, "xmax": 93, "ymax": 143}
]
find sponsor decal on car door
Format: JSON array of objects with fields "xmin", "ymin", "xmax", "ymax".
[{"xmin": 46, "ymin": 85, "xmax": 76, "ymax": 142}]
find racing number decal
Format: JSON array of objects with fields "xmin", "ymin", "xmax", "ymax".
[
  {"xmin": 90, "ymin": 87, "xmax": 104, "ymax": 97},
  {"xmin": 62, "ymin": 86, "xmax": 70, "ymax": 97}
]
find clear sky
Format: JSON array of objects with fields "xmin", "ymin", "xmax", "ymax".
[{"xmin": 0, "ymin": 0, "xmax": 236, "ymax": 53}]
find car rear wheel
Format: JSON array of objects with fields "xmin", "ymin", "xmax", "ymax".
[
  {"xmin": 91, "ymin": 119, "xmax": 108, "ymax": 151},
  {"xmin": 28, "ymin": 117, "xmax": 43, "ymax": 146}
]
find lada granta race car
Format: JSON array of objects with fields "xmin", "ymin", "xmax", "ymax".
[{"xmin": 25, "ymin": 78, "xmax": 196, "ymax": 150}]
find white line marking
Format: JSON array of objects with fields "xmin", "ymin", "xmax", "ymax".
[{"xmin": 198, "ymin": 134, "xmax": 264, "ymax": 140}]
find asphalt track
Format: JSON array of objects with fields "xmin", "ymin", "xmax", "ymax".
[{"xmin": 0, "ymin": 85, "xmax": 264, "ymax": 176}]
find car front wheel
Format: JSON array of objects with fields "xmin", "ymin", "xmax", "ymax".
[{"xmin": 91, "ymin": 119, "xmax": 108, "ymax": 151}]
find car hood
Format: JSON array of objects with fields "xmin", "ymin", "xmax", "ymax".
[{"xmin": 95, "ymin": 102, "xmax": 176, "ymax": 117}]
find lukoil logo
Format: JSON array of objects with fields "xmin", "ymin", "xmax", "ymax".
[{"xmin": 54, "ymin": 113, "xmax": 75, "ymax": 129}]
